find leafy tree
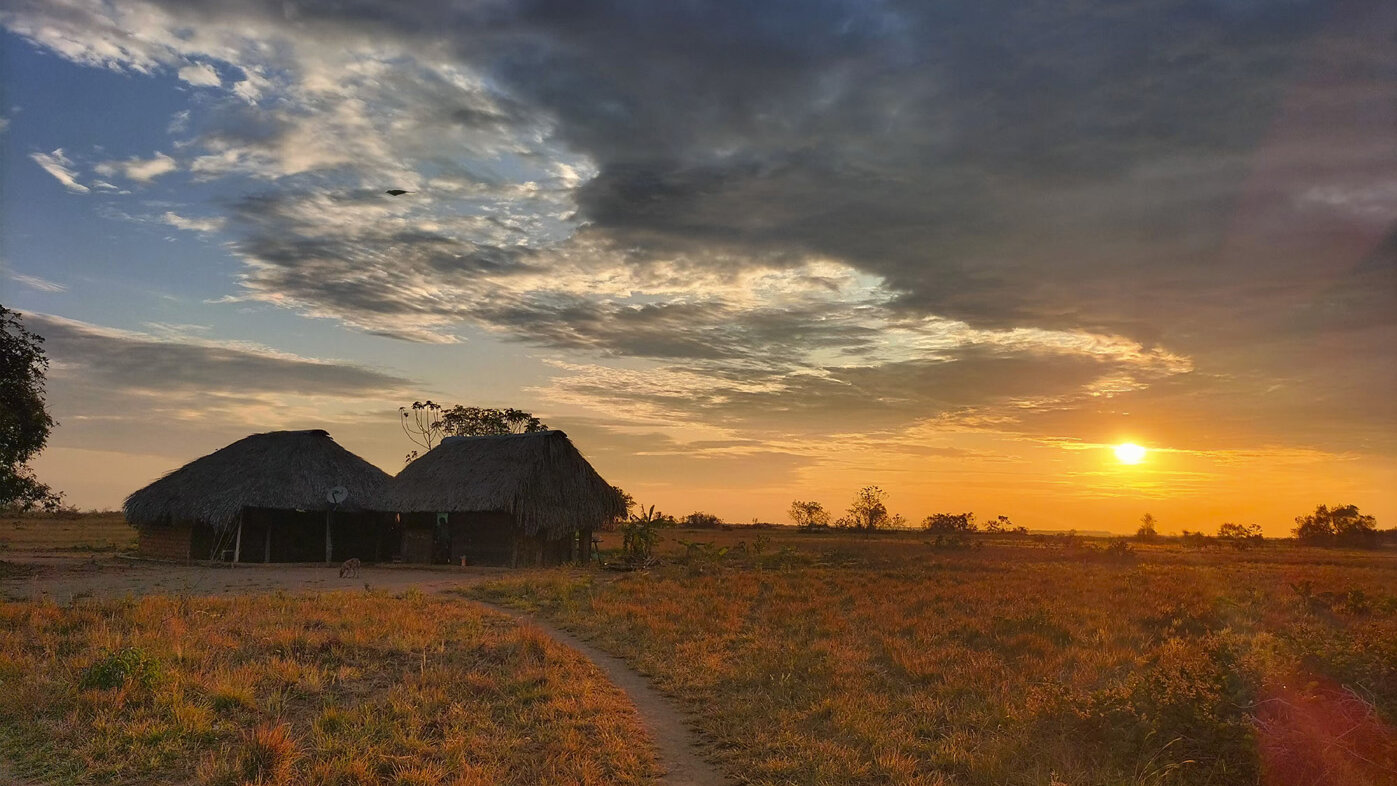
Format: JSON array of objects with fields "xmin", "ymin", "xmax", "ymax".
[
  {"xmin": 400, "ymin": 402, "xmax": 548, "ymax": 463},
  {"xmin": 1136, "ymin": 513, "xmax": 1158, "ymax": 541},
  {"xmin": 441, "ymin": 406, "xmax": 546, "ymax": 437},
  {"xmin": 922, "ymin": 512, "xmax": 977, "ymax": 533},
  {"xmin": 1217, "ymin": 522, "xmax": 1264, "ymax": 550},
  {"xmin": 1293, "ymin": 504, "xmax": 1378, "ymax": 547},
  {"xmin": 843, "ymin": 486, "xmax": 892, "ymax": 531},
  {"xmin": 1, "ymin": 306, "xmax": 62, "ymax": 511},
  {"xmin": 788, "ymin": 500, "xmax": 830, "ymax": 529}
]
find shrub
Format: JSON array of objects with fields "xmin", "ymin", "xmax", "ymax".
[
  {"xmin": 681, "ymin": 511, "xmax": 723, "ymax": 528},
  {"xmin": 788, "ymin": 500, "xmax": 830, "ymax": 529},
  {"xmin": 922, "ymin": 512, "xmax": 977, "ymax": 533},
  {"xmin": 1217, "ymin": 522, "xmax": 1264, "ymax": 550},
  {"xmin": 79, "ymin": 646, "xmax": 161, "ymax": 691}
]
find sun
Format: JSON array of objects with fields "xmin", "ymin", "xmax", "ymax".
[{"xmin": 1114, "ymin": 443, "xmax": 1147, "ymax": 464}]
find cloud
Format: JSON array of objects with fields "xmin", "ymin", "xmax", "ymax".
[
  {"xmin": 161, "ymin": 211, "xmax": 224, "ymax": 233},
  {"xmin": 30, "ymin": 148, "xmax": 88, "ymax": 193},
  {"xmin": 96, "ymin": 152, "xmax": 177, "ymax": 182},
  {"xmin": 20, "ymin": 313, "xmax": 418, "ymax": 460},
  {"xmin": 3, "ymin": 0, "xmax": 1392, "ymax": 469},
  {"xmin": 6, "ymin": 269, "xmax": 68, "ymax": 293},
  {"xmin": 27, "ymin": 313, "xmax": 412, "ymax": 397},
  {"xmin": 176, "ymin": 61, "xmax": 220, "ymax": 87}
]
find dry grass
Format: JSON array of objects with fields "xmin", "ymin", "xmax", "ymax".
[
  {"xmin": 476, "ymin": 529, "xmax": 1397, "ymax": 785},
  {"xmin": 0, "ymin": 512, "xmax": 135, "ymax": 553},
  {"xmin": 0, "ymin": 590, "xmax": 658, "ymax": 785}
]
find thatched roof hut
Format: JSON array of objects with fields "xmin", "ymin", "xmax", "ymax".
[
  {"xmin": 390, "ymin": 430, "xmax": 624, "ymax": 544},
  {"xmin": 125, "ymin": 429, "xmax": 392, "ymax": 530}
]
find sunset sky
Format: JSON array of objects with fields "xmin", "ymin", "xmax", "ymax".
[{"xmin": 2, "ymin": 1, "xmax": 1393, "ymax": 534}]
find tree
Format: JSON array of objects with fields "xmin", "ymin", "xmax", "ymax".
[
  {"xmin": 399, "ymin": 400, "xmax": 446, "ymax": 463},
  {"xmin": 1217, "ymin": 522, "xmax": 1264, "ymax": 550},
  {"xmin": 1294, "ymin": 504, "xmax": 1378, "ymax": 547},
  {"xmin": 1136, "ymin": 513, "xmax": 1158, "ymax": 541},
  {"xmin": 400, "ymin": 402, "xmax": 548, "ymax": 463},
  {"xmin": 1, "ymin": 306, "xmax": 62, "ymax": 511},
  {"xmin": 922, "ymin": 512, "xmax": 977, "ymax": 533},
  {"xmin": 984, "ymin": 514, "xmax": 1014, "ymax": 533},
  {"xmin": 843, "ymin": 486, "xmax": 892, "ymax": 531},
  {"xmin": 788, "ymin": 500, "xmax": 830, "ymax": 529},
  {"xmin": 441, "ymin": 406, "xmax": 546, "ymax": 437}
]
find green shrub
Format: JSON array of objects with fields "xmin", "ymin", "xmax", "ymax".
[{"xmin": 79, "ymin": 646, "xmax": 161, "ymax": 691}]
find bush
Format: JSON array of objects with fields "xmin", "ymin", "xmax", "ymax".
[
  {"xmin": 922, "ymin": 512, "xmax": 977, "ymax": 533},
  {"xmin": 79, "ymin": 646, "xmax": 161, "ymax": 691},
  {"xmin": 681, "ymin": 511, "xmax": 723, "ymax": 528},
  {"xmin": 1217, "ymin": 522, "xmax": 1264, "ymax": 550}
]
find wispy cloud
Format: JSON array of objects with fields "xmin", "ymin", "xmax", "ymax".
[
  {"xmin": 6, "ymin": 270, "xmax": 68, "ymax": 293},
  {"xmin": 30, "ymin": 148, "xmax": 88, "ymax": 193}
]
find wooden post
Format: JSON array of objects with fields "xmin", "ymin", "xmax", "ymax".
[
  {"xmin": 325, "ymin": 509, "xmax": 334, "ymax": 563},
  {"xmin": 579, "ymin": 527, "xmax": 593, "ymax": 565},
  {"xmin": 264, "ymin": 525, "xmax": 271, "ymax": 563},
  {"xmin": 233, "ymin": 516, "xmax": 243, "ymax": 564}
]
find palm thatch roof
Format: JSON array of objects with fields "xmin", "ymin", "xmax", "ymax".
[
  {"xmin": 389, "ymin": 430, "xmax": 625, "ymax": 536},
  {"xmin": 124, "ymin": 430, "xmax": 392, "ymax": 530}
]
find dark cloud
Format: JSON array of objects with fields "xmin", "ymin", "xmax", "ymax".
[{"xmin": 28, "ymin": 314, "xmax": 412, "ymax": 397}]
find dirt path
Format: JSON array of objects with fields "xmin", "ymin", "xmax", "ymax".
[{"xmin": 476, "ymin": 600, "xmax": 734, "ymax": 786}]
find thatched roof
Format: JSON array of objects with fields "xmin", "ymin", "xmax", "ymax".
[
  {"xmin": 124, "ymin": 430, "xmax": 392, "ymax": 530},
  {"xmin": 389, "ymin": 430, "xmax": 625, "ymax": 536}
]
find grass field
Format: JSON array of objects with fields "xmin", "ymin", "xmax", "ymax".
[
  {"xmin": 476, "ymin": 528, "xmax": 1397, "ymax": 786},
  {"xmin": 0, "ymin": 512, "xmax": 135, "ymax": 553},
  {"xmin": 0, "ymin": 591, "xmax": 657, "ymax": 785}
]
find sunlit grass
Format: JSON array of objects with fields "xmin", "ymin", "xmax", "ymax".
[
  {"xmin": 476, "ymin": 531, "xmax": 1397, "ymax": 785},
  {"xmin": 0, "ymin": 591, "xmax": 658, "ymax": 785}
]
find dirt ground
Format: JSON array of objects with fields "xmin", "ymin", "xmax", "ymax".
[{"xmin": 0, "ymin": 553, "xmax": 506, "ymax": 603}]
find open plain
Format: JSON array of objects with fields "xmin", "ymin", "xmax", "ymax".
[{"xmin": 2, "ymin": 517, "xmax": 1394, "ymax": 785}]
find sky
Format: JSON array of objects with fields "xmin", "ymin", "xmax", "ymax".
[{"xmin": 1, "ymin": 0, "xmax": 1393, "ymax": 535}]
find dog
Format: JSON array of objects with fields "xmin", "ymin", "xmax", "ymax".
[{"xmin": 339, "ymin": 557, "xmax": 361, "ymax": 578}]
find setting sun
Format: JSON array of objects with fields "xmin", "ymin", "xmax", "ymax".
[{"xmin": 1114, "ymin": 443, "xmax": 1147, "ymax": 464}]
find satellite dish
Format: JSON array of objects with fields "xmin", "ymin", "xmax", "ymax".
[{"xmin": 326, "ymin": 486, "xmax": 349, "ymax": 505}]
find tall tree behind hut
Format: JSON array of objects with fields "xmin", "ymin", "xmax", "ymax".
[{"xmin": 400, "ymin": 402, "xmax": 548, "ymax": 463}]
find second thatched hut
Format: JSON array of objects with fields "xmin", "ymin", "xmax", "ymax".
[{"xmin": 389, "ymin": 430, "xmax": 624, "ymax": 566}]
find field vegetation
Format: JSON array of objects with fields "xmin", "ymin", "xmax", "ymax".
[
  {"xmin": 0, "ymin": 591, "xmax": 657, "ymax": 785},
  {"xmin": 0, "ymin": 510, "xmax": 135, "ymax": 554},
  {"xmin": 478, "ymin": 527, "xmax": 1397, "ymax": 785}
]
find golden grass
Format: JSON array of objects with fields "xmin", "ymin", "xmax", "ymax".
[
  {"xmin": 0, "ymin": 591, "xmax": 658, "ymax": 785},
  {"xmin": 476, "ymin": 530, "xmax": 1397, "ymax": 785},
  {"xmin": 0, "ymin": 512, "xmax": 135, "ymax": 553}
]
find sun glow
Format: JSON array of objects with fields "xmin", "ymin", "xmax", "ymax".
[{"xmin": 1114, "ymin": 443, "xmax": 1147, "ymax": 464}]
